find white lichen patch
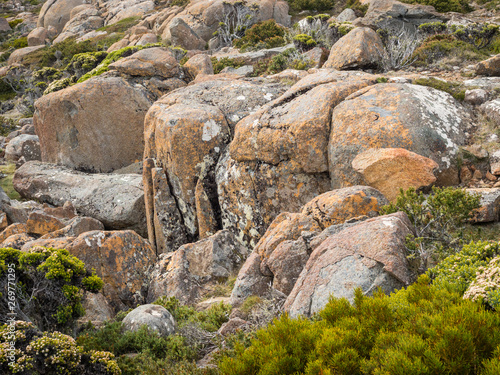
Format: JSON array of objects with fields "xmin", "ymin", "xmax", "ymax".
[
  {"xmin": 236, "ymin": 96, "xmax": 246, "ymax": 101},
  {"xmin": 202, "ymin": 119, "xmax": 221, "ymax": 142},
  {"xmin": 382, "ymin": 219, "xmax": 396, "ymax": 228},
  {"xmin": 264, "ymin": 93, "xmax": 273, "ymax": 100}
]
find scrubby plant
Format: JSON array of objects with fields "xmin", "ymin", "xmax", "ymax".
[
  {"xmin": 218, "ymin": 275, "xmax": 500, "ymax": 375},
  {"xmin": 345, "ymin": 0, "xmax": 368, "ymax": 16},
  {"xmin": 292, "ymin": 34, "xmax": 317, "ymax": 51},
  {"xmin": 399, "ymin": 0, "xmax": 471, "ymax": 13},
  {"xmin": 450, "ymin": 23, "xmax": 500, "ymax": 50},
  {"xmin": 412, "ymin": 34, "xmax": 489, "ymax": 66},
  {"xmin": 0, "ymin": 78, "xmax": 15, "ymax": 102},
  {"xmin": 77, "ymin": 44, "xmax": 161, "ymax": 83},
  {"xmin": 215, "ymin": 2, "xmax": 257, "ymax": 47},
  {"xmin": 7, "ymin": 19, "xmax": 23, "ymax": 29},
  {"xmin": 378, "ymin": 26, "xmax": 420, "ymax": 71},
  {"xmin": 414, "ymin": 77, "xmax": 466, "ymax": 101},
  {"xmin": 233, "ymin": 20, "xmax": 286, "ymax": 52},
  {"xmin": 65, "ymin": 51, "xmax": 108, "ymax": 78},
  {"xmin": 286, "ymin": 0, "xmax": 334, "ymax": 12},
  {"xmin": 211, "ymin": 57, "xmax": 246, "ymax": 74},
  {"xmin": 0, "ymin": 247, "xmax": 104, "ymax": 332},
  {"xmin": 0, "ymin": 321, "xmax": 120, "ymax": 374},
  {"xmin": 0, "ymin": 116, "xmax": 16, "ymax": 136},
  {"xmin": 380, "ymin": 187, "xmax": 481, "ymax": 273},
  {"xmin": 463, "ymin": 255, "xmax": 500, "ymax": 309}
]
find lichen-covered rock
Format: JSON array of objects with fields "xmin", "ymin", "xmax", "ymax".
[
  {"xmin": 323, "ymin": 27, "xmax": 385, "ymax": 70},
  {"xmin": 230, "ymin": 186, "xmax": 388, "ymax": 304},
  {"xmin": 105, "ymin": 0, "xmax": 155, "ymax": 24},
  {"xmin": 0, "ymin": 223, "xmax": 27, "ymax": 243},
  {"xmin": 352, "ymin": 148, "xmax": 438, "ymax": 202},
  {"xmin": 26, "ymin": 211, "xmax": 66, "ymax": 235},
  {"xmin": 284, "ymin": 212, "xmax": 415, "ymax": 317},
  {"xmin": 144, "ymin": 78, "xmax": 287, "ymax": 242},
  {"xmin": 61, "ymin": 6, "xmax": 104, "ymax": 36},
  {"xmin": 14, "ymin": 161, "xmax": 147, "ymax": 236},
  {"xmin": 20, "ymin": 237, "xmax": 76, "ymax": 252},
  {"xmin": 148, "ymin": 230, "xmax": 248, "ymax": 304},
  {"xmin": 5, "ymin": 134, "xmax": 41, "ymax": 163},
  {"xmin": 183, "ymin": 54, "xmax": 213, "ymax": 79},
  {"xmin": 77, "ymin": 292, "xmax": 115, "ymax": 328},
  {"xmin": 67, "ymin": 230, "xmax": 156, "ymax": 311},
  {"xmin": 329, "ymin": 83, "xmax": 472, "ymax": 189},
  {"xmin": 40, "ymin": 216, "xmax": 105, "ymax": 239},
  {"xmin": 123, "ymin": 304, "xmax": 176, "ymax": 336},
  {"xmin": 34, "ymin": 76, "xmax": 152, "ymax": 173},
  {"xmin": 1, "ymin": 232, "xmax": 36, "ymax": 249},
  {"xmin": 109, "ymin": 48, "xmax": 181, "ymax": 78},
  {"xmin": 476, "ymin": 54, "xmax": 500, "ymax": 77},
  {"xmin": 468, "ymin": 188, "xmax": 500, "ymax": 223}
]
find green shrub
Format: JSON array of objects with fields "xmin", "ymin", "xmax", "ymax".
[
  {"xmin": 380, "ymin": 187, "xmax": 481, "ymax": 273},
  {"xmin": 66, "ymin": 51, "xmax": 108, "ymax": 77},
  {"xmin": 7, "ymin": 19, "xmax": 22, "ymax": 29},
  {"xmin": 450, "ymin": 23, "xmax": 500, "ymax": 49},
  {"xmin": 345, "ymin": 0, "xmax": 368, "ymax": 16},
  {"xmin": 414, "ymin": 77, "xmax": 466, "ymax": 101},
  {"xmin": 292, "ymin": 34, "xmax": 317, "ymax": 51},
  {"xmin": 0, "ymin": 79, "xmax": 15, "ymax": 101},
  {"xmin": 211, "ymin": 57, "xmax": 246, "ymax": 74},
  {"xmin": 97, "ymin": 17, "xmax": 141, "ymax": 34},
  {"xmin": 412, "ymin": 34, "xmax": 489, "ymax": 66},
  {"xmin": 0, "ymin": 321, "xmax": 120, "ymax": 375},
  {"xmin": 218, "ymin": 275, "xmax": 500, "ymax": 375},
  {"xmin": 0, "ymin": 247, "xmax": 104, "ymax": 331},
  {"xmin": 286, "ymin": 0, "xmax": 334, "ymax": 12},
  {"xmin": 399, "ymin": 0, "xmax": 471, "ymax": 13},
  {"xmin": 11, "ymin": 36, "xmax": 27, "ymax": 49},
  {"xmin": 418, "ymin": 21, "xmax": 448, "ymax": 35},
  {"xmin": 233, "ymin": 20, "xmax": 286, "ymax": 52}
]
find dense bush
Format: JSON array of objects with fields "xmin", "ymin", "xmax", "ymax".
[
  {"xmin": 0, "ymin": 321, "xmax": 120, "ymax": 375},
  {"xmin": 233, "ymin": 20, "xmax": 286, "ymax": 52},
  {"xmin": 218, "ymin": 275, "xmax": 500, "ymax": 375},
  {"xmin": 77, "ymin": 297, "xmax": 229, "ymax": 375},
  {"xmin": 412, "ymin": 34, "xmax": 489, "ymax": 66},
  {"xmin": 0, "ymin": 247, "xmax": 104, "ymax": 332},
  {"xmin": 399, "ymin": 0, "xmax": 472, "ymax": 13},
  {"xmin": 380, "ymin": 187, "xmax": 481, "ymax": 273},
  {"xmin": 286, "ymin": 0, "xmax": 334, "ymax": 12}
]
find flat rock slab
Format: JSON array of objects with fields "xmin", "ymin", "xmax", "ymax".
[{"xmin": 13, "ymin": 161, "xmax": 147, "ymax": 236}]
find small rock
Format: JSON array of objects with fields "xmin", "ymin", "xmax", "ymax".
[
  {"xmin": 464, "ymin": 89, "xmax": 489, "ymax": 105},
  {"xmin": 123, "ymin": 304, "xmax": 176, "ymax": 336},
  {"xmin": 336, "ymin": 8, "xmax": 357, "ymax": 23}
]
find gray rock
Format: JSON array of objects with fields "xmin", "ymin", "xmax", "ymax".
[
  {"xmin": 0, "ymin": 17, "xmax": 11, "ymax": 32},
  {"xmin": 465, "ymin": 77, "xmax": 500, "ymax": 91},
  {"xmin": 284, "ymin": 212, "xmax": 415, "ymax": 317},
  {"xmin": 336, "ymin": 8, "xmax": 357, "ymax": 23},
  {"xmin": 464, "ymin": 89, "xmax": 489, "ymax": 105},
  {"xmin": 467, "ymin": 188, "xmax": 500, "ymax": 223},
  {"xmin": 481, "ymin": 99, "xmax": 500, "ymax": 128},
  {"xmin": 147, "ymin": 230, "xmax": 249, "ymax": 304},
  {"xmin": 13, "ymin": 161, "xmax": 147, "ymax": 236},
  {"xmin": 212, "ymin": 44, "xmax": 295, "ymax": 65},
  {"xmin": 123, "ymin": 304, "xmax": 176, "ymax": 336},
  {"xmin": 5, "ymin": 134, "xmax": 40, "ymax": 163}
]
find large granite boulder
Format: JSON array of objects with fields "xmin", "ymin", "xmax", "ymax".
[
  {"xmin": 284, "ymin": 212, "xmax": 415, "ymax": 317},
  {"xmin": 13, "ymin": 161, "xmax": 147, "ymax": 236},
  {"xmin": 34, "ymin": 76, "xmax": 152, "ymax": 173},
  {"xmin": 123, "ymin": 304, "xmax": 176, "ymax": 336},
  {"xmin": 329, "ymin": 83, "xmax": 472, "ymax": 188},
  {"xmin": 37, "ymin": 0, "xmax": 87, "ymax": 33}
]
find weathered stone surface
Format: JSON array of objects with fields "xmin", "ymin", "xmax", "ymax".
[
  {"xmin": 5, "ymin": 134, "xmax": 40, "ymax": 163},
  {"xmin": 14, "ymin": 162, "xmax": 147, "ymax": 236},
  {"xmin": 195, "ymin": 178, "xmax": 218, "ymax": 239},
  {"xmin": 183, "ymin": 54, "xmax": 213, "ymax": 80},
  {"xmin": 109, "ymin": 48, "xmax": 181, "ymax": 78},
  {"xmin": 481, "ymin": 99, "xmax": 500, "ymax": 128},
  {"xmin": 169, "ymin": 18, "xmax": 206, "ymax": 50},
  {"xmin": 0, "ymin": 223, "xmax": 27, "ymax": 244},
  {"xmin": 34, "ymin": 76, "xmax": 152, "ymax": 173},
  {"xmin": 7, "ymin": 45, "xmax": 45, "ymax": 65},
  {"xmin": 0, "ymin": 17, "xmax": 11, "ymax": 32},
  {"xmin": 352, "ymin": 148, "xmax": 438, "ymax": 201},
  {"xmin": 26, "ymin": 211, "xmax": 65, "ymax": 235},
  {"xmin": 144, "ymin": 78, "xmax": 287, "ymax": 241},
  {"xmin": 212, "ymin": 44, "xmax": 293, "ymax": 66},
  {"xmin": 476, "ymin": 54, "xmax": 500, "ymax": 77},
  {"xmin": 27, "ymin": 27, "xmax": 48, "ymax": 46},
  {"xmin": 147, "ymin": 230, "xmax": 248, "ymax": 304},
  {"xmin": 38, "ymin": 0, "xmax": 86, "ymax": 33},
  {"xmin": 329, "ymin": 83, "xmax": 472, "ymax": 189},
  {"xmin": 323, "ymin": 27, "xmax": 385, "ymax": 70},
  {"xmin": 1, "ymin": 232, "xmax": 36, "ymax": 249},
  {"xmin": 464, "ymin": 89, "xmax": 489, "ymax": 106},
  {"xmin": 123, "ymin": 304, "xmax": 176, "ymax": 336},
  {"xmin": 77, "ymin": 292, "xmax": 115, "ymax": 328},
  {"xmin": 230, "ymin": 186, "xmax": 388, "ymax": 303},
  {"xmin": 491, "ymin": 150, "xmax": 500, "ymax": 175},
  {"xmin": 20, "ymin": 237, "xmax": 76, "ymax": 252},
  {"xmin": 62, "ymin": 7, "xmax": 104, "ymax": 36},
  {"xmin": 67, "ymin": 230, "xmax": 156, "ymax": 311},
  {"xmin": 284, "ymin": 212, "xmax": 415, "ymax": 317},
  {"xmin": 143, "ymin": 161, "xmax": 188, "ymax": 254},
  {"xmin": 468, "ymin": 188, "xmax": 500, "ymax": 223},
  {"xmin": 40, "ymin": 216, "xmax": 105, "ymax": 239},
  {"xmin": 106, "ymin": 0, "xmax": 155, "ymax": 24}
]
